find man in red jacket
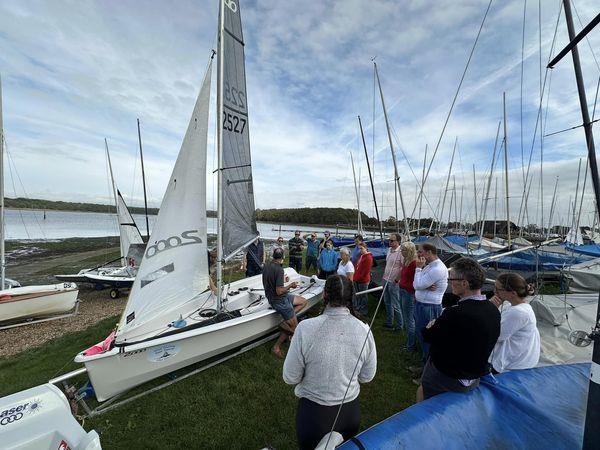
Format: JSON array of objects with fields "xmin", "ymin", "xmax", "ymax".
[{"xmin": 353, "ymin": 242, "xmax": 373, "ymax": 318}]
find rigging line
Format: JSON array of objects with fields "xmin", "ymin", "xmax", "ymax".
[
  {"xmin": 539, "ymin": 0, "xmax": 544, "ymax": 240},
  {"xmin": 543, "ymin": 118, "xmax": 600, "ymax": 137},
  {"xmin": 4, "ymin": 148, "xmax": 30, "ymax": 239},
  {"xmin": 409, "ymin": 0, "xmax": 494, "ymax": 220},
  {"xmin": 571, "ymin": 0, "xmax": 600, "ymax": 72},
  {"xmin": 516, "ymin": 1, "xmax": 562, "ymax": 229},
  {"xmin": 325, "ymin": 282, "xmax": 388, "ymax": 450},
  {"xmin": 520, "ymin": 0, "xmax": 527, "ymax": 189},
  {"xmin": 592, "ymin": 76, "xmax": 600, "ymax": 123}
]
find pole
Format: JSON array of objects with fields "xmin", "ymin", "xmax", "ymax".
[
  {"xmin": 494, "ymin": 177, "xmax": 498, "ymax": 238},
  {"xmin": 417, "ymin": 144, "xmax": 428, "ymax": 234},
  {"xmin": 216, "ymin": 0, "xmax": 225, "ymax": 311},
  {"xmin": 503, "ymin": 92, "xmax": 511, "ymax": 246},
  {"xmin": 358, "ymin": 116, "xmax": 384, "ymax": 240},
  {"xmin": 472, "ymin": 164, "xmax": 478, "ymax": 231},
  {"xmin": 480, "ymin": 122, "xmax": 501, "ymax": 241},
  {"xmin": 104, "ymin": 139, "xmax": 125, "ymax": 262},
  {"xmin": 560, "ymin": 2, "xmax": 600, "ymax": 447},
  {"xmin": 350, "ymin": 152, "xmax": 362, "ymax": 234},
  {"xmin": 374, "ymin": 63, "xmax": 410, "ymax": 238},
  {"xmin": 0, "ymin": 74, "xmax": 4, "ymax": 290},
  {"xmin": 546, "ymin": 176, "xmax": 559, "ymax": 240},
  {"xmin": 137, "ymin": 118, "xmax": 150, "ymax": 241},
  {"xmin": 437, "ymin": 138, "xmax": 458, "ymax": 233}
]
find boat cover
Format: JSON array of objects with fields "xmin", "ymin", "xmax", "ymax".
[
  {"xmin": 564, "ymin": 258, "xmax": 600, "ymax": 293},
  {"xmin": 566, "ymin": 243, "xmax": 600, "ymax": 258},
  {"xmin": 340, "ymin": 363, "xmax": 589, "ymax": 449}
]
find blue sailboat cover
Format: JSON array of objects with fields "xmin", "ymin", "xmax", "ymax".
[{"xmin": 340, "ymin": 363, "xmax": 589, "ymax": 449}]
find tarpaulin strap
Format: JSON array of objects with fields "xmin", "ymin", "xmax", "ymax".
[{"xmin": 349, "ymin": 437, "xmax": 366, "ymax": 450}]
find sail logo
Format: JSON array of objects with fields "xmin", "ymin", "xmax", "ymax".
[
  {"xmin": 224, "ymin": 0, "xmax": 237, "ymax": 13},
  {"xmin": 145, "ymin": 230, "xmax": 203, "ymax": 259}
]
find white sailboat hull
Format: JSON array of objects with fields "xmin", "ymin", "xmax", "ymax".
[
  {"xmin": 75, "ymin": 271, "xmax": 323, "ymax": 401},
  {"xmin": 0, "ymin": 283, "xmax": 79, "ymax": 323}
]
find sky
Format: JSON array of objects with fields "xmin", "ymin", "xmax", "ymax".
[{"xmin": 0, "ymin": 0, "xmax": 599, "ymax": 228}]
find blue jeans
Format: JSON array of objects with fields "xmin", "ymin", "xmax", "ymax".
[
  {"xmin": 353, "ymin": 282, "xmax": 369, "ymax": 316},
  {"xmin": 414, "ymin": 301, "xmax": 442, "ymax": 364},
  {"xmin": 383, "ymin": 281, "xmax": 402, "ymax": 329},
  {"xmin": 399, "ymin": 288, "xmax": 416, "ymax": 351}
]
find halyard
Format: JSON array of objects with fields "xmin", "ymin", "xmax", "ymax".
[{"xmin": 0, "ymin": 238, "xmax": 418, "ymax": 449}]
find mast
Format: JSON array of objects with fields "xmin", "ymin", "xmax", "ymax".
[
  {"xmin": 137, "ymin": 118, "xmax": 150, "ymax": 242},
  {"xmin": 494, "ymin": 177, "xmax": 498, "ymax": 238},
  {"xmin": 437, "ymin": 137, "xmax": 458, "ymax": 234},
  {"xmin": 548, "ymin": 5, "xmax": 600, "ymax": 445},
  {"xmin": 479, "ymin": 122, "xmax": 502, "ymax": 241},
  {"xmin": 472, "ymin": 164, "xmax": 478, "ymax": 231},
  {"xmin": 216, "ymin": 0, "xmax": 225, "ymax": 310},
  {"xmin": 105, "ymin": 139, "xmax": 126, "ymax": 262},
  {"xmin": 546, "ymin": 176, "xmax": 559, "ymax": 240},
  {"xmin": 0, "ymin": 75, "xmax": 4, "ymax": 290},
  {"xmin": 503, "ymin": 92, "xmax": 511, "ymax": 246},
  {"xmin": 571, "ymin": 158, "xmax": 583, "ymax": 240},
  {"xmin": 417, "ymin": 144, "xmax": 428, "ymax": 235},
  {"xmin": 358, "ymin": 116, "xmax": 383, "ymax": 240},
  {"xmin": 350, "ymin": 152, "xmax": 362, "ymax": 234},
  {"xmin": 374, "ymin": 62, "xmax": 410, "ymax": 238}
]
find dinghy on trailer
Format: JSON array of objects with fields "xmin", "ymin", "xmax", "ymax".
[{"xmin": 73, "ymin": 0, "xmax": 323, "ymax": 402}]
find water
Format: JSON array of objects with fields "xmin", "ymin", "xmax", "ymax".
[{"xmin": 4, "ymin": 209, "xmax": 369, "ymax": 241}]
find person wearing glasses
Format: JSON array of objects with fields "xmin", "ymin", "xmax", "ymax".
[
  {"xmin": 489, "ymin": 273, "xmax": 540, "ymax": 373},
  {"xmin": 273, "ymin": 236, "xmax": 286, "ymax": 259},
  {"xmin": 411, "ymin": 243, "xmax": 448, "ymax": 376},
  {"xmin": 283, "ymin": 275, "xmax": 377, "ymax": 450},
  {"xmin": 337, "ymin": 247, "xmax": 355, "ymax": 281},
  {"xmin": 318, "ymin": 231, "xmax": 332, "ymax": 252},
  {"xmin": 289, "ymin": 231, "xmax": 306, "ymax": 273},
  {"xmin": 382, "ymin": 233, "xmax": 404, "ymax": 331},
  {"xmin": 416, "ymin": 258, "xmax": 500, "ymax": 401}
]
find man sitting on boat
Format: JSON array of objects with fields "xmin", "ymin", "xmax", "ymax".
[
  {"xmin": 263, "ymin": 247, "xmax": 308, "ymax": 358},
  {"xmin": 417, "ymin": 258, "xmax": 500, "ymax": 401}
]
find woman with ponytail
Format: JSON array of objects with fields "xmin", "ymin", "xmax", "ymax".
[
  {"xmin": 490, "ymin": 273, "xmax": 540, "ymax": 373},
  {"xmin": 283, "ymin": 275, "xmax": 377, "ymax": 449}
]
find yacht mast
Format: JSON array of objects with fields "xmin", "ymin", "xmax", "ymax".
[
  {"xmin": 358, "ymin": 116, "xmax": 383, "ymax": 240},
  {"xmin": 503, "ymin": 92, "xmax": 511, "ymax": 246},
  {"xmin": 216, "ymin": 0, "xmax": 225, "ymax": 310},
  {"xmin": 0, "ymin": 75, "xmax": 5, "ymax": 289},
  {"xmin": 137, "ymin": 118, "xmax": 150, "ymax": 241}
]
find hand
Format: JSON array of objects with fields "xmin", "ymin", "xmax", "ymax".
[
  {"xmin": 290, "ymin": 281, "xmax": 299, "ymax": 289},
  {"xmin": 426, "ymin": 319, "xmax": 436, "ymax": 329},
  {"xmin": 490, "ymin": 295, "xmax": 503, "ymax": 308},
  {"xmin": 426, "ymin": 283, "xmax": 437, "ymax": 291},
  {"xmin": 416, "ymin": 257, "xmax": 426, "ymax": 268}
]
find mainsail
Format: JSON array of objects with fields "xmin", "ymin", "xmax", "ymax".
[
  {"xmin": 218, "ymin": 0, "xmax": 258, "ymax": 260},
  {"xmin": 116, "ymin": 60, "xmax": 213, "ymax": 344},
  {"xmin": 116, "ymin": 189, "xmax": 144, "ymax": 260}
]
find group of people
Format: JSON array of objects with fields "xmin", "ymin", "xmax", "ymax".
[{"xmin": 258, "ymin": 233, "xmax": 541, "ymax": 448}]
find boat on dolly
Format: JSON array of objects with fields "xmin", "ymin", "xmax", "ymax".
[{"xmin": 71, "ymin": 0, "xmax": 324, "ymax": 403}]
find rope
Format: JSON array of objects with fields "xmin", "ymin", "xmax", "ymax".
[{"xmin": 324, "ymin": 281, "xmax": 389, "ymax": 449}]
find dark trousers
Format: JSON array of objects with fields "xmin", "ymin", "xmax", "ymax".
[
  {"xmin": 245, "ymin": 265, "xmax": 263, "ymax": 277},
  {"xmin": 296, "ymin": 397, "xmax": 360, "ymax": 450},
  {"xmin": 305, "ymin": 255, "xmax": 318, "ymax": 272},
  {"xmin": 289, "ymin": 255, "xmax": 303, "ymax": 273},
  {"xmin": 318, "ymin": 269, "xmax": 335, "ymax": 280}
]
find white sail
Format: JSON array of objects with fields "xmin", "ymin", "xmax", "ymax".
[
  {"xmin": 116, "ymin": 60, "xmax": 213, "ymax": 344},
  {"xmin": 116, "ymin": 189, "xmax": 144, "ymax": 259},
  {"xmin": 218, "ymin": 0, "xmax": 258, "ymax": 260}
]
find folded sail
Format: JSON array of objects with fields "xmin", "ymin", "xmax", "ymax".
[
  {"xmin": 116, "ymin": 60, "xmax": 213, "ymax": 344},
  {"xmin": 219, "ymin": 0, "xmax": 258, "ymax": 259},
  {"xmin": 116, "ymin": 189, "xmax": 144, "ymax": 259}
]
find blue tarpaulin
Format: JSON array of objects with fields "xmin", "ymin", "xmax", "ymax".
[{"xmin": 340, "ymin": 363, "xmax": 589, "ymax": 449}]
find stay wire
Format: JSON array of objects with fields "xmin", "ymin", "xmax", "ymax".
[
  {"xmin": 325, "ymin": 281, "xmax": 389, "ymax": 448},
  {"xmin": 410, "ymin": 0, "xmax": 494, "ymax": 220}
]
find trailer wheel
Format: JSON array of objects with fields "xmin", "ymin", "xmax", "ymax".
[{"xmin": 110, "ymin": 289, "xmax": 120, "ymax": 299}]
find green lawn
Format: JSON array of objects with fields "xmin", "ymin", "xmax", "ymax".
[{"xmin": 1, "ymin": 294, "xmax": 418, "ymax": 449}]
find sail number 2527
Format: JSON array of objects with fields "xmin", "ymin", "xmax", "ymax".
[{"xmin": 223, "ymin": 112, "xmax": 246, "ymax": 134}]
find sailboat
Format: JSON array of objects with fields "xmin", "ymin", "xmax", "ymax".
[
  {"xmin": 74, "ymin": 0, "xmax": 324, "ymax": 402},
  {"xmin": 0, "ymin": 75, "xmax": 79, "ymax": 327},
  {"xmin": 55, "ymin": 141, "xmax": 146, "ymax": 298}
]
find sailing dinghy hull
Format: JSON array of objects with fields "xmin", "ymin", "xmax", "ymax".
[
  {"xmin": 75, "ymin": 270, "xmax": 323, "ymax": 401},
  {"xmin": 0, "ymin": 283, "xmax": 79, "ymax": 323}
]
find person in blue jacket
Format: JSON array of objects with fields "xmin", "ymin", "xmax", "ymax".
[{"xmin": 318, "ymin": 239, "xmax": 338, "ymax": 279}]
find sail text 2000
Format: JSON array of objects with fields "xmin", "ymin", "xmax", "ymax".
[{"xmin": 145, "ymin": 230, "xmax": 203, "ymax": 258}]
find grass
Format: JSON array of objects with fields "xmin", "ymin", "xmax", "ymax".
[{"xmin": 0, "ymin": 294, "xmax": 418, "ymax": 449}]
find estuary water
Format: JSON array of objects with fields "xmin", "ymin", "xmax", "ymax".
[{"xmin": 4, "ymin": 209, "xmax": 365, "ymax": 241}]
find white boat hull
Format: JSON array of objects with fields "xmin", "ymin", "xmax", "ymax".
[
  {"xmin": 75, "ymin": 270, "xmax": 323, "ymax": 401},
  {"xmin": 0, "ymin": 283, "xmax": 79, "ymax": 323}
]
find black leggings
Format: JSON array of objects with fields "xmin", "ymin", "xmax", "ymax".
[{"xmin": 296, "ymin": 397, "xmax": 360, "ymax": 450}]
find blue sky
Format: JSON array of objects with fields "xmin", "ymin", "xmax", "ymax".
[{"xmin": 0, "ymin": 0, "xmax": 599, "ymax": 227}]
